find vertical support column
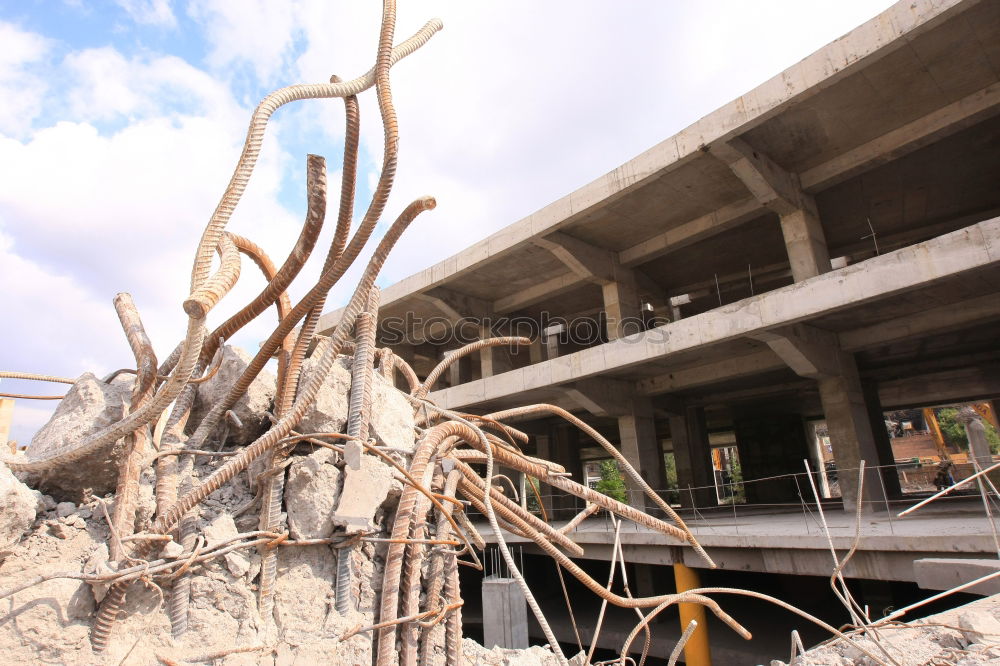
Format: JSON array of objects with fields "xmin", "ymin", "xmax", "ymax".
[
  {"xmin": 618, "ymin": 397, "xmax": 668, "ymax": 512},
  {"xmin": 779, "ymin": 206, "xmax": 832, "ymax": 282},
  {"xmin": 670, "ymin": 407, "xmax": 715, "ymax": 509},
  {"xmin": 444, "ymin": 349, "xmax": 472, "ymax": 388},
  {"xmin": 552, "ymin": 424, "xmax": 584, "ymax": 520},
  {"xmin": 533, "ymin": 434, "xmax": 555, "ymax": 520},
  {"xmin": 0, "ymin": 398, "xmax": 14, "ymax": 452},
  {"xmin": 817, "ymin": 357, "xmax": 887, "ymax": 513},
  {"xmin": 528, "ymin": 337, "xmax": 544, "ymax": 364},
  {"xmin": 544, "ymin": 323, "xmax": 563, "ymax": 359},
  {"xmin": 673, "ymin": 562, "xmax": 711, "ymax": 666},
  {"xmin": 479, "ymin": 324, "xmax": 513, "ymax": 378},
  {"xmin": 862, "ymin": 381, "xmax": 902, "ymax": 500},
  {"xmin": 482, "ymin": 577, "xmax": 528, "ymax": 649},
  {"xmin": 602, "ymin": 269, "xmax": 643, "ymax": 340}
]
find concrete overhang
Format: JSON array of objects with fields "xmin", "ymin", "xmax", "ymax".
[
  {"xmin": 430, "ymin": 218, "xmax": 1000, "ymax": 411},
  {"xmin": 319, "ymin": 0, "xmax": 1000, "ymax": 335}
]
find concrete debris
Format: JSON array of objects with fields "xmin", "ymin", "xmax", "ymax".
[
  {"xmin": 296, "ymin": 354, "xmax": 352, "ymax": 436},
  {"xmin": 785, "ymin": 594, "xmax": 1000, "ymax": 665},
  {"xmin": 0, "ymin": 460, "xmax": 40, "ymax": 559},
  {"xmin": 461, "ymin": 639, "xmax": 587, "ymax": 665},
  {"xmin": 959, "ymin": 608, "xmax": 1000, "ymax": 645},
  {"xmin": 285, "ymin": 448, "xmax": 341, "ymax": 540},
  {"xmin": 333, "ymin": 451, "xmax": 401, "ymax": 534},
  {"xmin": 21, "ymin": 372, "xmax": 131, "ymax": 500},
  {"xmin": 189, "ymin": 346, "xmax": 276, "ymax": 445}
]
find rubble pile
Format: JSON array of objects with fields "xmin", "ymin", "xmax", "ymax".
[{"xmin": 773, "ymin": 595, "xmax": 1000, "ymax": 666}]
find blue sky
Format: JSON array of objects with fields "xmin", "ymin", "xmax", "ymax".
[{"xmin": 0, "ymin": 0, "xmax": 897, "ymax": 444}]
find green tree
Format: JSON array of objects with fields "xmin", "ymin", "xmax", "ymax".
[
  {"xmin": 936, "ymin": 408, "xmax": 1000, "ymax": 454},
  {"xmin": 663, "ymin": 452, "xmax": 679, "ymax": 504},
  {"xmin": 594, "ymin": 459, "xmax": 627, "ymax": 504}
]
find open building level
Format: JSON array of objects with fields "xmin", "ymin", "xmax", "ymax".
[{"xmin": 319, "ymin": 0, "xmax": 1000, "ymax": 662}]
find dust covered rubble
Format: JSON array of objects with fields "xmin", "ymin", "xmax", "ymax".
[
  {"xmin": 0, "ymin": 347, "xmax": 566, "ymax": 664},
  {"xmin": 768, "ymin": 593, "xmax": 1000, "ymax": 666}
]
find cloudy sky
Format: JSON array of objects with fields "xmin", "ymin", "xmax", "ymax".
[{"xmin": 0, "ymin": 0, "xmax": 896, "ymax": 444}]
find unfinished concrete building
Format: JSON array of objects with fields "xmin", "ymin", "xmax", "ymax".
[{"xmin": 315, "ymin": 0, "xmax": 1000, "ymax": 662}]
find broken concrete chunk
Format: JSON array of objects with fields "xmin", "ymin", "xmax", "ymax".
[
  {"xmin": 959, "ymin": 609, "xmax": 1000, "ymax": 645},
  {"xmin": 286, "ymin": 448, "xmax": 341, "ymax": 540},
  {"xmin": 333, "ymin": 453, "xmax": 397, "ymax": 534},
  {"xmin": 22, "ymin": 372, "xmax": 132, "ymax": 500},
  {"xmin": 0, "ymin": 460, "xmax": 40, "ymax": 559},
  {"xmin": 161, "ymin": 540, "xmax": 184, "ymax": 558},
  {"xmin": 55, "ymin": 501, "xmax": 75, "ymax": 518},
  {"xmin": 370, "ymin": 372, "xmax": 416, "ymax": 453},
  {"xmin": 296, "ymin": 354, "xmax": 352, "ymax": 436},
  {"xmin": 189, "ymin": 346, "xmax": 276, "ymax": 445}
]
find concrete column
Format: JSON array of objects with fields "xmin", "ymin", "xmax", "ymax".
[
  {"xmin": 533, "ymin": 434, "xmax": 555, "ymax": 519},
  {"xmin": 669, "ymin": 407, "xmax": 715, "ymax": 509},
  {"xmin": 618, "ymin": 397, "xmax": 668, "ymax": 512},
  {"xmin": 528, "ymin": 337, "xmax": 544, "ymax": 364},
  {"xmin": 862, "ymin": 381, "xmax": 902, "ymax": 500},
  {"xmin": 779, "ymin": 207, "xmax": 832, "ymax": 282},
  {"xmin": 444, "ymin": 349, "xmax": 472, "ymax": 388},
  {"xmin": 817, "ymin": 357, "xmax": 887, "ymax": 513},
  {"xmin": 602, "ymin": 270, "xmax": 643, "ymax": 340},
  {"xmin": 482, "ymin": 577, "xmax": 528, "ymax": 649},
  {"xmin": 552, "ymin": 424, "xmax": 584, "ymax": 519},
  {"xmin": 479, "ymin": 325, "xmax": 513, "ymax": 378},
  {"xmin": 544, "ymin": 323, "xmax": 563, "ymax": 359}
]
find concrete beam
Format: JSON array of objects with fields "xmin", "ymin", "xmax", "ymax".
[
  {"xmin": 563, "ymin": 378, "xmax": 635, "ymax": 417},
  {"xmin": 430, "ymin": 218, "xmax": 1000, "ymax": 410},
  {"xmin": 533, "ymin": 231, "xmax": 615, "ymax": 285},
  {"xmin": 413, "ymin": 286, "xmax": 492, "ymax": 323},
  {"xmin": 493, "ymin": 273, "xmax": 582, "ymax": 314},
  {"xmin": 619, "ymin": 197, "xmax": 764, "ymax": 267},
  {"xmin": 914, "ymin": 558, "xmax": 1000, "ymax": 596},
  {"xmin": 801, "ymin": 81, "xmax": 1000, "ymax": 192},
  {"xmin": 711, "ymin": 138, "xmax": 831, "ymax": 280},
  {"xmin": 712, "ymin": 137, "xmax": 809, "ymax": 217},
  {"xmin": 840, "ymin": 292, "xmax": 1000, "ymax": 352},
  {"xmin": 751, "ymin": 324, "xmax": 841, "ymax": 379},
  {"xmin": 637, "ymin": 349, "xmax": 787, "ymax": 396}
]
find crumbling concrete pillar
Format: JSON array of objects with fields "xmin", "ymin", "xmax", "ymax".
[
  {"xmin": 669, "ymin": 407, "xmax": 715, "ymax": 509},
  {"xmin": 779, "ymin": 207, "xmax": 832, "ymax": 282},
  {"xmin": 602, "ymin": 270, "xmax": 643, "ymax": 340},
  {"xmin": 817, "ymin": 359, "xmax": 888, "ymax": 513},
  {"xmin": 482, "ymin": 576, "xmax": 528, "ymax": 649},
  {"xmin": 618, "ymin": 397, "xmax": 668, "ymax": 512}
]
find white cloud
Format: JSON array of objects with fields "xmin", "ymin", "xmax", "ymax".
[
  {"xmin": 0, "ymin": 0, "xmax": 900, "ymax": 446},
  {"xmin": 186, "ymin": 0, "xmax": 299, "ymax": 84},
  {"xmin": 0, "ymin": 22, "xmax": 51, "ymax": 136},
  {"xmin": 115, "ymin": 0, "xmax": 176, "ymax": 27}
]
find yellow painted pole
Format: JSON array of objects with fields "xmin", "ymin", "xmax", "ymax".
[{"xmin": 673, "ymin": 562, "xmax": 711, "ymax": 665}]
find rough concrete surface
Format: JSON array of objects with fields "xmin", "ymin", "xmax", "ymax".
[
  {"xmin": 189, "ymin": 346, "xmax": 276, "ymax": 445},
  {"xmin": 0, "ymin": 348, "xmax": 560, "ymax": 665},
  {"xmin": 777, "ymin": 594, "xmax": 1000, "ymax": 665},
  {"xmin": 20, "ymin": 372, "xmax": 131, "ymax": 500}
]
